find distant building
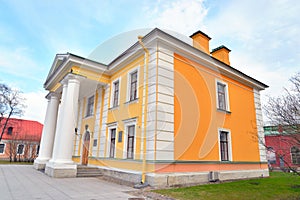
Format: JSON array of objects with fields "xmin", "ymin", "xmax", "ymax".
[
  {"xmin": 35, "ymin": 28, "xmax": 269, "ymax": 187},
  {"xmin": 264, "ymin": 125, "xmax": 300, "ymax": 169},
  {"xmin": 0, "ymin": 118, "xmax": 43, "ymax": 162}
]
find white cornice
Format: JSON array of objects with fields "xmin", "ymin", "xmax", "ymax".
[{"xmin": 44, "ymin": 28, "xmax": 268, "ymax": 91}]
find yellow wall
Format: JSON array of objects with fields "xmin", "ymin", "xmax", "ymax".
[
  {"xmin": 106, "ymin": 55, "xmax": 145, "ymax": 159},
  {"xmin": 174, "ymin": 53, "xmax": 260, "ymax": 162}
]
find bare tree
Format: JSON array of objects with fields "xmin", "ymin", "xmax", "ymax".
[
  {"xmin": 0, "ymin": 83, "xmax": 25, "ymax": 142},
  {"xmin": 264, "ymin": 72, "xmax": 300, "ymax": 174}
]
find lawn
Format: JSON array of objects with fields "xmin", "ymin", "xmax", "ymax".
[
  {"xmin": 0, "ymin": 160, "xmax": 33, "ymax": 165},
  {"xmin": 154, "ymin": 172, "xmax": 300, "ymax": 200}
]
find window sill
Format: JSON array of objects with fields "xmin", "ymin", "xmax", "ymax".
[
  {"xmin": 124, "ymin": 98, "xmax": 139, "ymax": 105},
  {"xmin": 84, "ymin": 114, "xmax": 94, "ymax": 119},
  {"xmin": 220, "ymin": 160, "xmax": 232, "ymax": 163},
  {"xmin": 217, "ymin": 108, "xmax": 231, "ymax": 114},
  {"xmin": 109, "ymin": 106, "xmax": 119, "ymax": 111}
]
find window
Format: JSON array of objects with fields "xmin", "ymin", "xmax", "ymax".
[
  {"xmin": 113, "ymin": 81, "xmax": 119, "ymax": 107},
  {"xmin": 216, "ymin": 81, "xmax": 230, "ymax": 111},
  {"xmin": 7, "ymin": 127, "xmax": 13, "ymax": 135},
  {"xmin": 109, "ymin": 128, "xmax": 116, "ymax": 158},
  {"xmin": 17, "ymin": 144, "xmax": 24, "ymax": 155},
  {"xmin": 219, "ymin": 130, "xmax": 231, "ymax": 161},
  {"xmin": 129, "ymin": 71, "xmax": 138, "ymax": 101},
  {"xmin": 0, "ymin": 144, "xmax": 5, "ymax": 154},
  {"xmin": 267, "ymin": 147, "xmax": 276, "ymax": 164},
  {"xmin": 36, "ymin": 145, "xmax": 40, "ymax": 155},
  {"xmin": 86, "ymin": 95, "xmax": 94, "ymax": 117},
  {"xmin": 127, "ymin": 125, "xmax": 135, "ymax": 159},
  {"xmin": 291, "ymin": 146, "xmax": 300, "ymax": 164},
  {"xmin": 217, "ymin": 82, "xmax": 226, "ymax": 110}
]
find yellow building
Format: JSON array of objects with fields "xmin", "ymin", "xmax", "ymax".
[{"xmin": 34, "ymin": 28, "xmax": 268, "ymax": 187}]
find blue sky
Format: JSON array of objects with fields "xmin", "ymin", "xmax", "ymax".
[{"xmin": 0, "ymin": 0, "xmax": 299, "ymax": 123}]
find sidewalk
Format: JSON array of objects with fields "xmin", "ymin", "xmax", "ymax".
[{"xmin": 0, "ymin": 165, "xmax": 139, "ymax": 200}]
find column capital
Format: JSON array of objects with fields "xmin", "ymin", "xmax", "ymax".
[
  {"xmin": 45, "ymin": 92, "xmax": 60, "ymax": 100},
  {"xmin": 61, "ymin": 73, "xmax": 85, "ymax": 85}
]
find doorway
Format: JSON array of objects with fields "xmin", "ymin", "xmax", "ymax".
[{"xmin": 82, "ymin": 131, "xmax": 90, "ymax": 165}]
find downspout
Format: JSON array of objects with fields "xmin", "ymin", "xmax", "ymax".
[{"xmin": 138, "ymin": 36, "xmax": 149, "ymax": 185}]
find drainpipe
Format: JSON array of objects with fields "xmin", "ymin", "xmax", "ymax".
[{"xmin": 138, "ymin": 35, "xmax": 149, "ymax": 186}]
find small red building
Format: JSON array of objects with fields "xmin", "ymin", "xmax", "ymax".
[
  {"xmin": 0, "ymin": 118, "xmax": 43, "ymax": 162},
  {"xmin": 264, "ymin": 126, "xmax": 300, "ymax": 170}
]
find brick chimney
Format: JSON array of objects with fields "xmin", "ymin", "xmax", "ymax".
[
  {"xmin": 211, "ymin": 45, "xmax": 231, "ymax": 65},
  {"xmin": 190, "ymin": 30, "xmax": 211, "ymax": 54}
]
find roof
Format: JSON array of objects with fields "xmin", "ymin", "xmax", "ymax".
[
  {"xmin": 45, "ymin": 28, "xmax": 268, "ymax": 90},
  {"xmin": 0, "ymin": 118, "xmax": 43, "ymax": 141}
]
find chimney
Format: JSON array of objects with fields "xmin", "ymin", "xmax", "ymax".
[
  {"xmin": 211, "ymin": 45, "xmax": 231, "ymax": 65},
  {"xmin": 190, "ymin": 30, "xmax": 211, "ymax": 54}
]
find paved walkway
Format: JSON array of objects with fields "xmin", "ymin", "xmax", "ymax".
[{"xmin": 0, "ymin": 165, "xmax": 139, "ymax": 200}]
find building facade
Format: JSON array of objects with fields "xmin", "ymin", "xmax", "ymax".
[
  {"xmin": 34, "ymin": 28, "xmax": 269, "ymax": 186},
  {"xmin": 0, "ymin": 118, "xmax": 43, "ymax": 162},
  {"xmin": 264, "ymin": 126, "xmax": 300, "ymax": 170}
]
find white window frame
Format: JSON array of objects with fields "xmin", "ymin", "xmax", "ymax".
[
  {"xmin": 0, "ymin": 143, "xmax": 5, "ymax": 154},
  {"xmin": 215, "ymin": 79, "xmax": 230, "ymax": 112},
  {"xmin": 218, "ymin": 128, "xmax": 232, "ymax": 161},
  {"xmin": 106, "ymin": 123, "xmax": 117, "ymax": 158},
  {"xmin": 110, "ymin": 77, "xmax": 121, "ymax": 108},
  {"xmin": 17, "ymin": 144, "xmax": 25, "ymax": 155},
  {"xmin": 86, "ymin": 95, "xmax": 95, "ymax": 117},
  {"xmin": 126, "ymin": 66, "xmax": 140, "ymax": 102},
  {"xmin": 123, "ymin": 118, "xmax": 137, "ymax": 159}
]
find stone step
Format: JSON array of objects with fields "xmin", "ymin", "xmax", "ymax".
[{"xmin": 76, "ymin": 165, "xmax": 103, "ymax": 178}]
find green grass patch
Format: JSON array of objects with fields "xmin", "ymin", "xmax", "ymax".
[
  {"xmin": 0, "ymin": 160, "xmax": 33, "ymax": 165},
  {"xmin": 154, "ymin": 172, "xmax": 300, "ymax": 200}
]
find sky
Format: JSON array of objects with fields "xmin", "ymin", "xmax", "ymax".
[{"xmin": 0, "ymin": 0, "xmax": 299, "ymax": 123}]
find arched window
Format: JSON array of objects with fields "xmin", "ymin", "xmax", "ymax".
[
  {"xmin": 7, "ymin": 127, "xmax": 13, "ymax": 135},
  {"xmin": 291, "ymin": 146, "xmax": 300, "ymax": 164}
]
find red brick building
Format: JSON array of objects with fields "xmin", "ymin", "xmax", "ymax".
[
  {"xmin": 264, "ymin": 126, "xmax": 300, "ymax": 170},
  {"xmin": 0, "ymin": 118, "xmax": 43, "ymax": 162}
]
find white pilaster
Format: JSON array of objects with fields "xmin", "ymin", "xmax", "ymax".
[
  {"xmin": 34, "ymin": 92, "xmax": 59, "ymax": 170},
  {"xmin": 254, "ymin": 88, "xmax": 267, "ymax": 162},
  {"xmin": 45, "ymin": 74, "xmax": 82, "ymax": 177}
]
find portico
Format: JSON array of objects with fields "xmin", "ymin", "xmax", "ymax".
[{"xmin": 34, "ymin": 53, "xmax": 108, "ymax": 177}]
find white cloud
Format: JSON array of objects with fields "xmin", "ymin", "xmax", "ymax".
[
  {"xmin": 0, "ymin": 46, "xmax": 44, "ymax": 82},
  {"xmin": 205, "ymin": 0, "xmax": 300, "ymax": 101},
  {"xmin": 23, "ymin": 90, "xmax": 47, "ymax": 123},
  {"xmin": 144, "ymin": 0, "xmax": 208, "ymax": 35}
]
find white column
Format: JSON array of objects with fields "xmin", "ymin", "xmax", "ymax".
[
  {"xmin": 45, "ymin": 74, "xmax": 81, "ymax": 177},
  {"xmin": 34, "ymin": 92, "xmax": 59, "ymax": 170}
]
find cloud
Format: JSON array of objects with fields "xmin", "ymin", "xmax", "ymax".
[
  {"xmin": 23, "ymin": 90, "xmax": 47, "ymax": 123},
  {"xmin": 205, "ymin": 0, "xmax": 300, "ymax": 100},
  {"xmin": 144, "ymin": 0, "xmax": 208, "ymax": 35},
  {"xmin": 0, "ymin": 46, "xmax": 44, "ymax": 83}
]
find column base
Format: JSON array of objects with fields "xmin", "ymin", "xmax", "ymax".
[
  {"xmin": 45, "ymin": 161, "xmax": 77, "ymax": 178},
  {"xmin": 33, "ymin": 157, "xmax": 50, "ymax": 170}
]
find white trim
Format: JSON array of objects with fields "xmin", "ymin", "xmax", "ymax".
[
  {"xmin": 215, "ymin": 79, "xmax": 230, "ymax": 112},
  {"xmin": 123, "ymin": 119, "xmax": 137, "ymax": 159},
  {"xmin": 106, "ymin": 123, "xmax": 117, "ymax": 158},
  {"xmin": 126, "ymin": 66, "xmax": 140, "ymax": 102},
  {"xmin": 110, "ymin": 77, "xmax": 121, "ymax": 108},
  {"xmin": 217, "ymin": 128, "xmax": 232, "ymax": 161},
  {"xmin": 0, "ymin": 143, "xmax": 5, "ymax": 154}
]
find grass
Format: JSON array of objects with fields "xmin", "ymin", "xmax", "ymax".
[
  {"xmin": 0, "ymin": 160, "xmax": 33, "ymax": 165},
  {"xmin": 154, "ymin": 172, "xmax": 300, "ymax": 200}
]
